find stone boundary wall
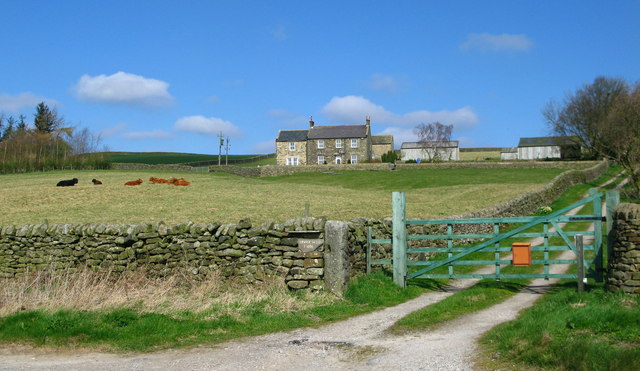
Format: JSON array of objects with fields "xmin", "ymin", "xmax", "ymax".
[
  {"xmin": 606, "ymin": 203, "xmax": 640, "ymax": 294},
  {"xmin": 112, "ymin": 163, "xmax": 194, "ymax": 172},
  {"xmin": 208, "ymin": 160, "xmax": 600, "ymax": 178},
  {"xmin": 0, "ymin": 161, "xmax": 608, "ymax": 291},
  {"xmin": 0, "ymin": 218, "xmax": 327, "ymax": 291}
]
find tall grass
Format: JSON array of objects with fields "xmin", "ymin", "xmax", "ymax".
[{"xmin": 0, "ymin": 270, "xmax": 425, "ymax": 351}]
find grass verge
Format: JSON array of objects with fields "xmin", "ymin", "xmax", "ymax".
[
  {"xmin": 477, "ymin": 284, "xmax": 640, "ymax": 371},
  {"xmin": 0, "ymin": 270, "xmax": 424, "ymax": 352}
]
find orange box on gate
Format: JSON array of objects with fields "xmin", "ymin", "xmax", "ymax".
[{"xmin": 512, "ymin": 242, "xmax": 532, "ymax": 266}]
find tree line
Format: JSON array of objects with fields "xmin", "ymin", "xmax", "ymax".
[
  {"xmin": 0, "ymin": 103, "xmax": 110, "ymax": 173},
  {"xmin": 544, "ymin": 76, "xmax": 640, "ymax": 199}
]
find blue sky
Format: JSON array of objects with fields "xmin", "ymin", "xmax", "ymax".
[{"xmin": 1, "ymin": 1, "xmax": 638, "ymax": 155}]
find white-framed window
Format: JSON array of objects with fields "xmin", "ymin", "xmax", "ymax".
[
  {"xmin": 317, "ymin": 155, "xmax": 324, "ymax": 164},
  {"xmin": 351, "ymin": 154, "xmax": 358, "ymax": 164},
  {"xmin": 286, "ymin": 157, "xmax": 299, "ymax": 166},
  {"xmin": 351, "ymin": 139, "xmax": 358, "ymax": 148},
  {"xmin": 335, "ymin": 156, "xmax": 342, "ymax": 164},
  {"xmin": 289, "ymin": 142, "xmax": 295, "ymax": 151},
  {"xmin": 335, "ymin": 139, "xmax": 342, "ymax": 148},
  {"xmin": 317, "ymin": 140, "xmax": 324, "ymax": 149}
]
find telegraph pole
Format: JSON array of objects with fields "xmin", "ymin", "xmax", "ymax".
[
  {"xmin": 217, "ymin": 131, "xmax": 224, "ymax": 165},
  {"xmin": 225, "ymin": 137, "xmax": 230, "ymax": 165}
]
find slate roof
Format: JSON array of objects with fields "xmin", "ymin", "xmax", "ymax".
[
  {"xmin": 517, "ymin": 136, "xmax": 580, "ymax": 148},
  {"xmin": 401, "ymin": 141, "xmax": 459, "ymax": 149},
  {"xmin": 276, "ymin": 130, "xmax": 308, "ymax": 142},
  {"xmin": 371, "ymin": 135, "xmax": 393, "ymax": 145},
  {"xmin": 307, "ymin": 125, "xmax": 368, "ymax": 139}
]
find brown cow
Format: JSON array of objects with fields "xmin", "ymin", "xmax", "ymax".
[
  {"xmin": 174, "ymin": 178, "xmax": 190, "ymax": 186},
  {"xmin": 92, "ymin": 178, "xmax": 102, "ymax": 185},
  {"xmin": 124, "ymin": 178, "xmax": 143, "ymax": 186},
  {"xmin": 149, "ymin": 176, "xmax": 168, "ymax": 184}
]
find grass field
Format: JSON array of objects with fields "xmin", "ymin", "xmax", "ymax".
[
  {"xmin": 0, "ymin": 167, "xmax": 567, "ymax": 225},
  {"xmin": 459, "ymin": 150, "xmax": 501, "ymax": 161}
]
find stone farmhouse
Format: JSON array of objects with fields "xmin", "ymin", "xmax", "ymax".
[
  {"xmin": 275, "ymin": 117, "xmax": 393, "ymax": 165},
  {"xmin": 400, "ymin": 141, "xmax": 460, "ymax": 162}
]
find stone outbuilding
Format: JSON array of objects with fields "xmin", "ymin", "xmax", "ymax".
[{"xmin": 371, "ymin": 135, "xmax": 394, "ymax": 161}]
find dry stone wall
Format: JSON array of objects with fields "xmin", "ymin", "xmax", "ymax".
[
  {"xmin": 606, "ymin": 203, "xmax": 640, "ymax": 294},
  {"xmin": 209, "ymin": 160, "xmax": 601, "ymax": 178},
  {"xmin": 0, "ymin": 218, "xmax": 327, "ymax": 291}
]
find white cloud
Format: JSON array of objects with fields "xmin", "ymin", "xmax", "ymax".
[
  {"xmin": 460, "ymin": 33, "xmax": 533, "ymax": 52},
  {"xmin": 321, "ymin": 96, "xmax": 478, "ymax": 130},
  {"xmin": 0, "ymin": 93, "xmax": 58, "ymax": 113},
  {"xmin": 122, "ymin": 130, "xmax": 174, "ymax": 140},
  {"xmin": 252, "ymin": 140, "xmax": 275, "ymax": 154},
  {"xmin": 367, "ymin": 73, "xmax": 398, "ymax": 93},
  {"xmin": 73, "ymin": 71, "xmax": 174, "ymax": 107},
  {"xmin": 271, "ymin": 25, "xmax": 287, "ymax": 41},
  {"xmin": 379, "ymin": 127, "xmax": 417, "ymax": 149},
  {"xmin": 99, "ymin": 122, "xmax": 128, "ymax": 138},
  {"xmin": 174, "ymin": 115, "xmax": 242, "ymax": 137}
]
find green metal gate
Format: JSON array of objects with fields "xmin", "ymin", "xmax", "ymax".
[{"xmin": 367, "ymin": 189, "xmax": 620, "ymax": 288}]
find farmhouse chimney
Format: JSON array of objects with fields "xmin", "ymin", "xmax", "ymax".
[
  {"xmin": 365, "ymin": 116, "xmax": 371, "ymax": 126},
  {"xmin": 309, "ymin": 116, "xmax": 315, "ymax": 128}
]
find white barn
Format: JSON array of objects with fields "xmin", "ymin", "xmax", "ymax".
[
  {"xmin": 401, "ymin": 141, "xmax": 460, "ymax": 162},
  {"xmin": 517, "ymin": 136, "xmax": 581, "ymax": 160}
]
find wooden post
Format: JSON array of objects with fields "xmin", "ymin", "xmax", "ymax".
[
  {"xmin": 605, "ymin": 190, "xmax": 620, "ymax": 276},
  {"xmin": 392, "ymin": 192, "xmax": 407, "ymax": 287},
  {"xmin": 590, "ymin": 189, "xmax": 604, "ymax": 282},
  {"xmin": 304, "ymin": 202, "xmax": 310, "ymax": 218},
  {"xmin": 576, "ymin": 234, "xmax": 585, "ymax": 293}
]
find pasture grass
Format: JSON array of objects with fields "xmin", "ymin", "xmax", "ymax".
[
  {"xmin": 458, "ymin": 151, "xmax": 501, "ymax": 161},
  {"xmin": 0, "ymin": 167, "xmax": 565, "ymax": 225},
  {"xmin": 0, "ymin": 270, "xmax": 425, "ymax": 351}
]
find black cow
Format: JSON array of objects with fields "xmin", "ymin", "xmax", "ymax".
[{"xmin": 56, "ymin": 178, "xmax": 78, "ymax": 187}]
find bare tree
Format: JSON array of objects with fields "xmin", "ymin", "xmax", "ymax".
[
  {"xmin": 599, "ymin": 83, "xmax": 640, "ymax": 198},
  {"xmin": 414, "ymin": 121, "xmax": 453, "ymax": 161},
  {"xmin": 543, "ymin": 76, "xmax": 629, "ymax": 158}
]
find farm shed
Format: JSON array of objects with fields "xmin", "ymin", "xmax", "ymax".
[
  {"xmin": 517, "ymin": 136, "xmax": 581, "ymax": 160},
  {"xmin": 500, "ymin": 147, "xmax": 518, "ymax": 160},
  {"xmin": 401, "ymin": 141, "xmax": 460, "ymax": 162}
]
